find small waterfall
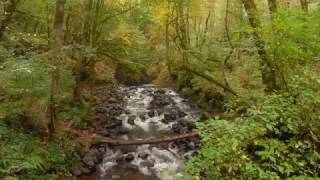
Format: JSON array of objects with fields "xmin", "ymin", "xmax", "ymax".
[{"xmin": 97, "ymin": 85, "xmax": 202, "ymax": 180}]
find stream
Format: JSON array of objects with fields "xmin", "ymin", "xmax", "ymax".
[{"xmin": 79, "ymin": 85, "xmax": 202, "ymax": 180}]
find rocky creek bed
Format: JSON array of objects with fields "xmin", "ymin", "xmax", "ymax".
[{"xmin": 76, "ymin": 84, "xmax": 203, "ymax": 180}]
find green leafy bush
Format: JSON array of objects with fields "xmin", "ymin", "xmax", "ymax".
[
  {"xmin": 267, "ymin": 10, "xmax": 320, "ymax": 66},
  {"xmin": 187, "ymin": 70, "xmax": 320, "ymax": 179},
  {"xmin": 115, "ymin": 60, "xmax": 151, "ymax": 85}
]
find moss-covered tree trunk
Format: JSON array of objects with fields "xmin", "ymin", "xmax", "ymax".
[
  {"xmin": 267, "ymin": 0, "xmax": 278, "ymax": 18},
  {"xmin": 241, "ymin": 0, "xmax": 277, "ymax": 92},
  {"xmin": 165, "ymin": 19, "xmax": 173, "ymax": 76},
  {"xmin": 48, "ymin": 0, "xmax": 66, "ymax": 137},
  {"xmin": 175, "ymin": 1, "xmax": 190, "ymax": 66},
  {"xmin": 300, "ymin": 0, "xmax": 308, "ymax": 12},
  {"xmin": 0, "ymin": 0, "xmax": 20, "ymax": 39}
]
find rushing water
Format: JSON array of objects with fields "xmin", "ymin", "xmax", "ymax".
[{"xmin": 87, "ymin": 85, "xmax": 201, "ymax": 180}]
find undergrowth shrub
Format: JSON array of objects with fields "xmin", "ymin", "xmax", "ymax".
[
  {"xmin": 186, "ymin": 69, "xmax": 320, "ymax": 179},
  {"xmin": 115, "ymin": 60, "xmax": 151, "ymax": 85},
  {"xmin": 0, "ymin": 125, "xmax": 79, "ymax": 179},
  {"xmin": 0, "ymin": 54, "xmax": 75, "ymax": 133}
]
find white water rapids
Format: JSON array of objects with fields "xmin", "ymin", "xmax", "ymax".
[{"xmin": 97, "ymin": 85, "xmax": 201, "ymax": 180}]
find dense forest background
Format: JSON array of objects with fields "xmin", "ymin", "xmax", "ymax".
[{"xmin": 1, "ymin": 0, "xmax": 320, "ymax": 179}]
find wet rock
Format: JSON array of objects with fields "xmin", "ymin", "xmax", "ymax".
[
  {"xmin": 96, "ymin": 144, "xmax": 108, "ymax": 153},
  {"xmin": 92, "ymin": 150, "xmax": 103, "ymax": 163},
  {"xmin": 178, "ymin": 111, "xmax": 187, "ymax": 118},
  {"xmin": 169, "ymin": 143, "xmax": 178, "ymax": 149},
  {"xmin": 139, "ymin": 114, "xmax": 146, "ymax": 121},
  {"xmin": 115, "ymin": 119, "xmax": 123, "ymax": 126},
  {"xmin": 188, "ymin": 122, "xmax": 196, "ymax": 130},
  {"xmin": 187, "ymin": 142, "xmax": 196, "ymax": 150},
  {"xmin": 195, "ymin": 141, "xmax": 202, "ymax": 149},
  {"xmin": 162, "ymin": 112, "xmax": 178, "ymax": 124},
  {"xmin": 95, "ymin": 107, "xmax": 107, "ymax": 113},
  {"xmin": 164, "ymin": 113, "xmax": 176, "ymax": 121},
  {"xmin": 82, "ymin": 156, "xmax": 96, "ymax": 167},
  {"xmin": 172, "ymin": 123, "xmax": 180, "ymax": 133},
  {"xmin": 150, "ymin": 93, "xmax": 172, "ymax": 108},
  {"xmin": 142, "ymin": 89, "xmax": 153, "ymax": 94},
  {"xmin": 191, "ymin": 151, "xmax": 199, "ymax": 157},
  {"xmin": 175, "ymin": 139, "xmax": 189, "ymax": 150},
  {"xmin": 183, "ymin": 154, "xmax": 192, "ymax": 160},
  {"xmin": 161, "ymin": 119, "xmax": 169, "ymax": 124},
  {"xmin": 156, "ymin": 89, "xmax": 166, "ymax": 94},
  {"xmin": 118, "ymin": 128, "xmax": 129, "ymax": 135},
  {"xmin": 108, "ymin": 97, "xmax": 117, "ymax": 103},
  {"xmin": 125, "ymin": 110, "xmax": 131, "ymax": 114},
  {"xmin": 94, "ymin": 113, "xmax": 105, "ymax": 121},
  {"xmin": 140, "ymin": 161, "xmax": 154, "ymax": 168},
  {"xmin": 157, "ymin": 109, "xmax": 164, "ymax": 115},
  {"xmin": 172, "ymin": 121, "xmax": 195, "ymax": 133},
  {"xmin": 109, "ymin": 106, "xmax": 123, "ymax": 116},
  {"xmin": 148, "ymin": 110, "xmax": 155, "ymax": 117},
  {"xmin": 79, "ymin": 166, "xmax": 91, "ymax": 175},
  {"xmin": 125, "ymin": 163, "xmax": 139, "ymax": 171},
  {"xmin": 127, "ymin": 116, "xmax": 135, "ymax": 125},
  {"xmin": 138, "ymin": 152, "xmax": 149, "ymax": 160},
  {"xmin": 116, "ymin": 156, "xmax": 125, "ymax": 163},
  {"xmin": 125, "ymin": 153, "xmax": 135, "ymax": 162},
  {"xmin": 105, "ymin": 119, "xmax": 122, "ymax": 129}
]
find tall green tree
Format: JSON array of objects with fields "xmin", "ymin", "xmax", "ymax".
[{"xmin": 241, "ymin": 0, "xmax": 277, "ymax": 92}]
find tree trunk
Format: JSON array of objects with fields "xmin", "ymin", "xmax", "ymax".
[
  {"xmin": 165, "ymin": 19, "xmax": 173, "ymax": 76},
  {"xmin": 267, "ymin": 0, "xmax": 278, "ymax": 18},
  {"xmin": 0, "ymin": 0, "xmax": 20, "ymax": 39},
  {"xmin": 300, "ymin": 0, "xmax": 308, "ymax": 12},
  {"xmin": 223, "ymin": 0, "xmax": 234, "ymax": 94},
  {"xmin": 176, "ymin": 1, "xmax": 189, "ymax": 66},
  {"xmin": 241, "ymin": 0, "xmax": 277, "ymax": 92},
  {"xmin": 48, "ymin": 0, "xmax": 66, "ymax": 138},
  {"xmin": 184, "ymin": 66, "xmax": 239, "ymax": 97}
]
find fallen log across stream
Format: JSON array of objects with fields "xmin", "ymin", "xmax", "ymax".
[{"xmin": 92, "ymin": 132, "xmax": 199, "ymax": 146}]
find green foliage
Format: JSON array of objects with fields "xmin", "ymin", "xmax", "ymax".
[
  {"xmin": 60, "ymin": 100, "xmax": 93, "ymax": 128},
  {"xmin": 115, "ymin": 60, "xmax": 151, "ymax": 85},
  {"xmin": 264, "ymin": 9, "xmax": 320, "ymax": 87},
  {"xmin": 0, "ymin": 125, "xmax": 79, "ymax": 179},
  {"xmin": 288, "ymin": 69, "xmax": 320, "ymax": 137},
  {"xmin": 187, "ymin": 69, "xmax": 320, "ymax": 179},
  {"xmin": 269, "ymin": 10, "xmax": 320, "ymax": 63},
  {"xmin": 0, "ymin": 53, "xmax": 75, "ymax": 132}
]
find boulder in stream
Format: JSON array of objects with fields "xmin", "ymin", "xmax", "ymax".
[{"xmin": 125, "ymin": 153, "xmax": 135, "ymax": 162}]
